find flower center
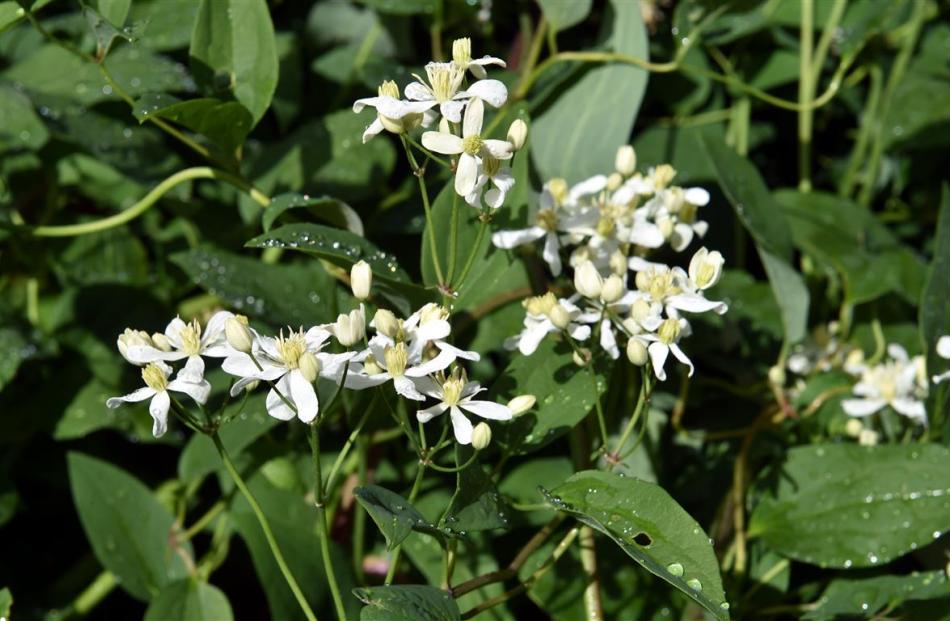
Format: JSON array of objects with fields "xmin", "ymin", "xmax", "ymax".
[
  {"xmin": 378, "ymin": 80, "xmax": 400, "ymax": 99},
  {"xmin": 442, "ymin": 375, "xmax": 465, "ymax": 406},
  {"xmin": 596, "ymin": 216, "xmax": 615, "ymax": 237},
  {"xmin": 363, "ymin": 354, "xmax": 384, "ymax": 375},
  {"xmin": 275, "ymin": 331, "xmax": 308, "ymax": 369},
  {"xmin": 523, "ymin": 292, "xmax": 557, "ymax": 316},
  {"xmin": 142, "ymin": 362, "xmax": 168, "ymax": 392},
  {"xmin": 536, "ymin": 208, "xmax": 557, "ymax": 231},
  {"xmin": 426, "ymin": 63, "xmax": 463, "ymax": 102},
  {"xmin": 462, "ymin": 134, "xmax": 483, "ymax": 156},
  {"xmin": 452, "ymin": 37, "xmax": 472, "ymax": 67},
  {"xmin": 547, "ymin": 178, "xmax": 569, "ymax": 205},
  {"xmin": 178, "ymin": 319, "xmax": 202, "ymax": 356},
  {"xmin": 482, "ymin": 155, "xmax": 500, "ymax": 177},
  {"xmin": 419, "ymin": 303, "xmax": 449, "ymax": 325},
  {"xmin": 637, "ymin": 268, "xmax": 679, "ymax": 302},
  {"xmin": 384, "ymin": 343, "xmax": 409, "ymax": 377},
  {"xmin": 658, "ymin": 318, "xmax": 681, "ymax": 344}
]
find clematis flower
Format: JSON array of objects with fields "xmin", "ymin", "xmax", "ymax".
[
  {"xmin": 451, "ymin": 37, "xmax": 506, "ymax": 79},
  {"xmin": 465, "ymin": 155, "xmax": 515, "ymax": 210},
  {"xmin": 343, "ymin": 341, "xmax": 452, "ymax": 401},
  {"xmin": 107, "ymin": 361, "xmax": 210, "ymax": 437},
  {"xmin": 641, "ymin": 317, "xmax": 694, "ymax": 381},
  {"xmin": 405, "ymin": 61, "xmax": 507, "ymax": 123},
  {"xmin": 505, "ymin": 293, "xmax": 590, "ymax": 355},
  {"xmin": 119, "ymin": 311, "xmax": 234, "ymax": 382},
  {"xmin": 422, "ymin": 97, "xmax": 513, "ymax": 196},
  {"xmin": 352, "ymin": 80, "xmax": 433, "ymax": 143},
  {"xmin": 222, "ymin": 327, "xmax": 354, "ymax": 423},
  {"xmin": 416, "ymin": 370, "xmax": 512, "ymax": 444},
  {"xmin": 842, "ymin": 344, "xmax": 928, "ymax": 425}
]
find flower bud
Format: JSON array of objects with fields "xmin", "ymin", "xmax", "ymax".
[
  {"xmin": 651, "ymin": 164, "xmax": 676, "ymax": 189},
  {"xmin": 547, "ymin": 303, "xmax": 571, "ymax": 329},
  {"xmin": 298, "ymin": 351, "xmax": 321, "ymax": 383},
  {"xmin": 373, "ymin": 309, "xmax": 401, "ymax": 339},
  {"xmin": 767, "ymin": 364, "xmax": 786, "ymax": 386},
  {"xmin": 858, "ymin": 428, "xmax": 879, "ymax": 447},
  {"xmin": 630, "ymin": 299, "xmax": 653, "ymax": 324},
  {"xmin": 845, "ymin": 418, "xmax": 864, "ymax": 438},
  {"xmin": 609, "ymin": 250, "xmax": 627, "ymax": 276},
  {"xmin": 688, "ymin": 247, "xmax": 724, "ymax": 290},
  {"xmin": 506, "ymin": 119, "xmax": 528, "ymax": 151},
  {"xmin": 244, "ymin": 379, "xmax": 260, "ymax": 392},
  {"xmin": 626, "ymin": 338, "xmax": 648, "ymax": 366},
  {"xmin": 333, "ymin": 308, "xmax": 366, "ymax": 347},
  {"xmin": 606, "ymin": 172, "xmax": 623, "ymax": 191},
  {"xmin": 225, "ymin": 315, "xmax": 254, "ymax": 353},
  {"xmin": 471, "ymin": 422, "xmax": 492, "ymax": 450},
  {"xmin": 350, "ymin": 260, "xmax": 372, "ymax": 300},
  {"xmin": 150, "ymin": 332, "xmax": 172, "ymax": 352},
  {"xmin": 615, "ymin": 145, "xmax": 637, "ymax": 176},
  {"xmin": 573, "ymin": 348, "xmax": 591, "ymax": 367},
  {"xmin": 658, "ymin": 318, "xmax": 681, "ymax": 344},
  {"xmin": 117, "ymin": 328, "xmax": 153, "ymax": 362},
  {"xmin": 657, "ymin": 214, "xmax": 674, "ymax": 239},
  {"xmin": 600, "ymin": 275, "xmax": 625, "ymax": 304},
  {"xmin": 622, "ymin": 317, "xmax": 642, "ymax": 335},
  {"xmin": 506, "ymin": 395, "xmax": 536, "ymax": 416},
  {"xmin": 574, "ymin": 261, "xmax": 603, "ymax": 299}
]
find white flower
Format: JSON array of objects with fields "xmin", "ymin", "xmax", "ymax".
[
  {"xmin": 574, "ymin": 261, "xmax": 604, "ymax": 299},
  {"xmin": 222, "ymin": 327, "xmax": 353, "ymax": 423},
  {"xmin": 465, "ymin": 156, "xmax": 515, "ymax": 210},
  {"xmin": 842, "ymin": 344, "xmax": 928, "ymax": 425},
  {"xmin": 351, "ymin": 260, "xmax": 372, "ymax": 300},
  {"xmin": 120, "ymin": 312, "xmax": 234, "ymax": 382},
  {"xmin": 352, "ymin": 80, "xmax": 434, "ymax": 143},
  {"xmin": 343, "ymin": 341, "xmax": 451, "ymax": 401},
  {"xmin": 416, "ymin": 371, "xmax": 512, "ymax": 444},
  {"xmin": 422, "ymin": 97, "xmax": 513, "ymax": 196},
  {"xmin": 932, "ymin": 336, "xmax": 950, "ymax": 383},
  {"xmin": 505, "ymin": 294, "xmax": 590, "ymax": 355},
  {"xmin": 641, "ymin": 317, "xmax": 694, "ymax": 381},
  {"xmin": 107, "ymin": 361, "xmax": 210, "ymax": 437},
  {"xmin": 452, "ymin": 37, "xmax": 506, "ymax": 79},
  {"xmin": 405, "ymin": 61, "xmax": 507, "ymax": 123},
  {"xmin": 687, "ymin": 247, "xmax": 724, "ymax": 290},
  {"xmin": 329, "ymin": 307, "xmax": 366, "ymax": 347}
]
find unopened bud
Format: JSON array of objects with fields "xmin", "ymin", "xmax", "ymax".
[
  {"xmin": 767, "ymin": 364, "xmax": 786, "ymax": 386},
  {"xmin": 373, "ymin": 309, "xmax": 401, "ymax": 339},
  {"xmin": 244, "ymin": 380, "xmax": 260, "ymax": 392},
  {"xmin": 609, "ymin": 250, "xmax": 627, "ymax": 276},
  {"xmin": 350, "ymin": 260, "xmax": 372, "ymax": 300},
  {"xmin": 471, "ymin": 422, "xmax": 492, "ymax": 450},
  {"xmin": 151, "ymin": 333, "xmax": 172, "ymax": 352},
  {"xmin": 574, "ymin": 261, "xmax": 603, "ymax": 299},
  {"xmin": 858, "ymin": 428, "xmax": 879, "ymax": 446},
  {"xmin": 615, "ymin": 145, "xmax": 637, "ymax": 176},
  {"xmin": 688, "ymin": 247, "xmax": 724, "ymax": 290},
  {"xmin": 601, "ymin": 275, "xmax": 625, "ymax": 304},
  {"xmin": 845, "ymin": 418, "xmax": 864, "ymax": 438},
  {"xmin": 548, "ymin": 304, "xmax": 571, "ymax": 329},
  {"xmin": 507, "ymin": 395, "xmax": 536, "ymax": 416},
  {"xmin": 573, "ymin": 348, "xmax": 591, "ymax": 367},
  {"xmin": 333, "ymin": 308, "xmax": 365, "ymax": 347},
  {"xmin": 225, "ymin": 315, "xmax": 254, "ymax": 353},
  {"xmin": 298, "ymin": 351, "xmax": 320, "ymax": 383},
  {"xmin": 507, "ymin": 119, "xmax": 528, "ymax": 151},
  {"xmin": 626, "ymin": 339, "xmax": 648, "ymax": 366}
]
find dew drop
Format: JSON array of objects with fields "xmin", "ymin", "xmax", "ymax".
[
  {"xmin": 687, "ymin": 578, "xmax": 702, "ymax": 591},
  {"xmin": 667, "ymin": 562, "xmax": 684, "ymax": 577}
]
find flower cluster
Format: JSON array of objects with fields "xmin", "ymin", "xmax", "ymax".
[
  {"xmin": 352, "ymin": 38, "xmax": 526, "ymax": 211},
  {"xmin": 108, "ymin": 262, "xmax": 514, "ymax": 445},
  {"xmin": 496, "ymin": 146, "xmax": 727, "ymax": 381}
]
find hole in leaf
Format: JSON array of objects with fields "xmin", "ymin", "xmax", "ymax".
[{"xmin": 633, "ymin": 532, "xmax": 653, "ymax": 546}]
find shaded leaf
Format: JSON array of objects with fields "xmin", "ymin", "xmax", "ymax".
[
  {"xmin": 263, "ymin": 192, "xmax": 364, "ymax": 235},
  {"xmin": 749, "ymin": 444, "xmax": 950, "ymax": 569},
  {"xmin": 144, "ymin": 579, "xmax": 234, "ymax": 621},
  {"xmin": 537, "ymin": 0, "xmax": 593, "ymax": 32},
  {"xmin": 359, "ymin": 0, "xmax": 436, "ymax": 15},
  {"xmin": 353, "ymin": 585, "xmax": 460, "ymax": 621},
  {"xmin": 0, "ymin": 85, "xmax": 48, "ymax": 152},
  {"xmin": 921, "ymin": 186, "xmax": 950, "ymax": 406},
  {"xmin": 544, "ymin": 470, "xmax": 730, "ymax": 620},
  {"xmin": 0, "ymin": 587, "xmax": 10, "ymax": 618},
  {"xmin": 804, "ymin": 571, "xmax": 950, "ymax": 620},
  {"xmin": 444, "ymin": 462, "xmax": 510, "ymax": 535},
  {"xmin": 354, "ymin": 485, "xmax": 439, "ymax": 549},
  {"xmin": 133, "ymin": 94, "xmax": 253, "ymax": 153}
]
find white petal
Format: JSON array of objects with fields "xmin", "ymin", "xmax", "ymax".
[
  {"xmin": 362, "ymin": 118, "xmax": 385, "ymax": 143},
  {"xmin": 492, "ymin": 226, "xmax": 545, "ymax": 248},
  {"xmin": 344, "ymin": 371, "xmax": 390, "ymax": 390},
  {"xmin": 177, "ymin": 355, "xmax": 206, "ymax": 383},
  {"xmin": 485, "ymin": 187, "xmax": 505, "ymax": 209},
  {"xmin": 404, "ymin": 81, "xmax": 433, "ymax": 102},
  {"xmin": 374, "ymin": 96, "xmax": 435, "ymax": 119},
  {"xmin": 440, "ymin": 99, "xmax": 465, "ymax": 123},
  {"xmin": 933, "ymin": 370, "xmax": 950, "ymax": 384},
  {"xmin": 422, "ymin": 131, "xmax": 463, "ymax": 155},
  {"xmin": 408, "ymin": 349, "xmax": 454, "ymax": 376},
  {"xmin": 107, "ymin": 387, "xmax": 155, "ymax": 408},
  {"xmin": 464, "ymin": 79, "xmax": 508, "ymax": 108},
  {"xmin": 569, "ymin": 324, "xmax": 591, "ymax": 341},
  {"xmin": 167, "ymin": 378, "xmax": 211, "ymax": 405},
  {"xmin": 164, "ymin": 316, "xmax": 187, "ymax": 348},
  {"xmin": 627, "ymin": 222, "xmax": 665, "ymax": 248},
  {"xmin": 463, "ymin": 97, "xmax": 484, "ymax": 137},
  {"xmin": 569, "ymin": 175, "xmax": 608, "ymax": 201},
  {"xmin": 450, "ymin": 406, "xmax": 474, "ymax": 444},
  {"xmin": 455, "ymin": 153, "xmax": 479, "ymax": 196},
  {"xmin": 518, "ymin": 322, "xmax": 552, "ymax": 356},
  {"xmin": 891, "ymin": 398, "xmax": 927, "ymax": 424},
  {"xmin": 437, "ymin": 341, "xmax": 479, "ymax": 361},
  {"xmin": 471, "ymin": 56, "xmax": 506, "ymax": 70},
  {"xmin": 416, "ymin": 402, "xmax": 448, "ymax": 423},
  {"xmin": 352, "ymin": 96, "xmax": 382, "ymax": 113},
  {"xmin": 841, "ymin": 398, "xmax": 886, "ymax": 417},
  {"xmin": 149, "ymin": 391, "xmax": 171, "ymax": 437},
  {"xmin": 460, "ymin": 399, "xmax": 512, "ymax": 421},
  {"xmin": 648, "ymin": 342, "xmax": 670, "ymax": 381},
  {"xmin": 394, "ymin": 376, "xmax": 426, "ymax": 401},
  {"xmin": 666, "ymin": 293, "xmax": 728, "ymax": 315},
  {"xmin": 288, "ymin": 370, "xmax": 318, "ymax": 423},
  {"xmin": 415, "ymin": 320, "xmax": 452, "ymax": 343},
  {"xmin": 684, "ymin": 187, "xmax": 710, "ymax": 206},
  {"xmin": 600, "ymin": 319, "xmax": 619, "ymax": 360},
  {"xmin": 671, "ymin": 223, "xmax": 694, "ymax": 252},
  {"xmin": 887, "ymin": 344, "xmax": 909, "ymax": 363},
  {"xmin": 669, "ymin": 343, "xmax": 695, "ymax": 377},
  {"xmin": 482, "ymin": 139, "xmax": 513, "ymax": 160},
  {"xmin": 937, "ymin": 336, "xmax": 950, "ymax": 359},
  {"xmin": 542, "ymin": 232, "xmax": 562, "ymax": 276},
  {"xmin": 266, "ymin": 382, "xmax": 297, "ymax": 421}
]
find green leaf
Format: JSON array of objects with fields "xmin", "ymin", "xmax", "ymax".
[
  {"xmin": 537, "ymin": 0, "xmax": 593, "ymax": 31},
  {"xmin": 189, "ymin": 0, "xmax": 278, "ymax": 124},
  {"xmin": 82, "ymin": 2, "xmax": 135, "ymax": 58},
  {"xmin": 0, "ymin": 587, "xmax": 10, "ymax": 618},
  {"xmin": 130, "ymin": 0, "xmax": 200, "ymax": 51},
  {"xmin": 359, "ymin": 0, "xmax": 436, "ymax": 15},
  {"xmin": 54, "ymin": 378, "xmax": 124, "ymax": 440},
  {"xmin": 171, "ymin": 246, "xmax": 339, "ymax": 326},
  {"xmin": 531, "ymin": 0, "xmax": 648, "ymax": 181},
  {"xmin": 0, "ymin": 2, "xmax": 26, "ymax": 34},
  {"xmin": 133, "ymin": 94, "xmax": 253, "ymax": 154},
  {"xmin": 499, "ymin": 456, "xmax": 573, "ymax": 519},
  {"xmin": 0, "ymin": 85, "xmax": 49, "ymax": 152},
  {"xmin": 804, "ymin": 571, "xmax": 950, "ymax": 620},
  {"xmin": 263, "ymin": 192, "xmax": 364, "ymax": 235},
  {"xmin": 55, "ymin": 228, "xmax": 149, "ymax": 287},
  {"xmin": 749, "ymin": 444, "xmax": 950, "ymax": 568},
  {"xmin": 444, "ymin": 462, "xmax": 510, "ymax": 535},
  {"xmin": 492, "ymin": 339, "xmax": 606, "ymax": 454},
  {"xmin": 89, "ymin": 0, "xmax": 131, "ymax": 28},
  {"xmin": 0, "ymin": 326, "xmax": 29, "ymax": 391},
  {"xmin": 67, "ymin": 453, "xmax": 191, "ymax": 600},
  {"xmin": 353, "ymin": 585, "xmax": 460, "ymax": 621},
  {"xmin": 544, "ymin": 470, "xmax": 731, "ymax": 620},
  {"xmin": 698, "ymin": 133, "xmax": 808, "ymax": 345},
  {"xmin": 354, "ymin": 485, "xmax": 438, "ymax": 549},
  {"xmin": 144, "ymin": 579, "xmax": 234, "ymax": 621},
  {"xmin": 246, "ymin": 223, "xmax": 429, "ymax": 316},
  {"xmin": 921, "ymin": 186, "xmax": 950, "ymax": 404}
]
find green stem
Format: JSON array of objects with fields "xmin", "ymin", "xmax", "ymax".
[
  {"xmin": 212, "ymin": 433, "xmax": 318, "ymax": 621},
  {"xmin": 25, "ymin": 278, "xmax": 39, "ymax": 326},
  {"xmin": 447, "ymin": 192, "xmax": 460, "ymax": 283},
  {"xmin": 404, "ymin": 135, "xmax": 449, "ymax": 167},
  {"xmin": 401, "ymin": 136, "xmax": 446, "ymax": 285},
  {"xmin": 29, "ymin": 167, "xmax": 269, "ymax": 237},
  {"xmin": 840, "ymin": 66, "xmax": 883, "ymax": 197},
  {"xmin": 454, "ymin": 212, "xmax": 489, "ymax": 290},
  {"xmin": 309, "ymin": 425, "xmax": 348, "ymax": 621},
  {"xmin": 353, "ymin": 435, "xmax": 369, "ymax": 584},
  {"xmin": 182, "ymin": 500, "xmax": 226, "ymax": 540},
  {"xmin": 384, "ymin": 463, "xmax": 427, "ymax": 584},
  {"xmin": 798, "ymin": 0, "xmax": 815, "ymax": 191},
  {"xmin": 324, "ymin": 396, "xmax": 376, "ymax": 497},
  {"xmin": 608, "ymin": 372, "xmax": 653, "ymax": 463}
]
